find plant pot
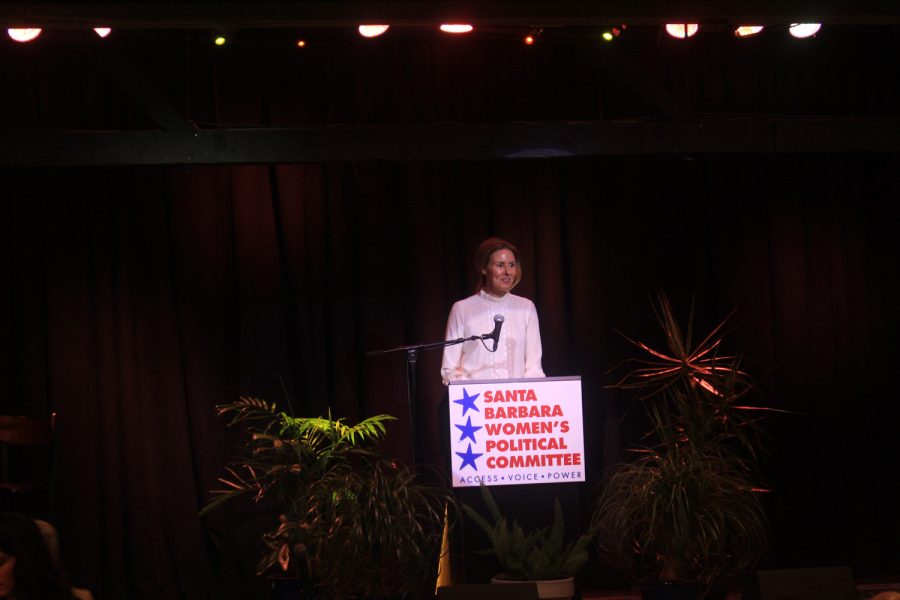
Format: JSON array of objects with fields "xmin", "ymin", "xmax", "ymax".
[
  {"xmin": 491, "ymin": 574, "xmax": 576, "ymax": 600},
  {"xmin": 641, "ymin": 581, "xmax": 701, "ymax": 600},
  {"xmin": 267, "ymin": 575, "xmax": 319, "ymax": 600}
]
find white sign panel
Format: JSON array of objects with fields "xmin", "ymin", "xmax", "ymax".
[{"xmin": 448, "ymin": 376, "xmax": 585, "ymax": 488}]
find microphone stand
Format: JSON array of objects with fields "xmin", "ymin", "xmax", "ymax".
[{"xmin": 366, "ymin": 332, "xmax": 492, "ymax": 468}]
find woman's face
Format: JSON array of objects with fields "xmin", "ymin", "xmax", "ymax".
[
  {"xmin": 482, "ymin": 248, "xmax": 518, "ymax": 296},
  {"xmin": 0, "ymin": 551, "xmax": 16, "ymax": 598}
]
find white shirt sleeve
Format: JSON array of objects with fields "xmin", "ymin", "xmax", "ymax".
[
  {"xmin": 440, "ymin": 301, "xmax": 469, "ymax": 385},
  {"xmin": 523, "ymin": 301, "xmax": 545, "ymax": 378}
]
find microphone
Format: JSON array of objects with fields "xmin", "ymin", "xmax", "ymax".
[{"xmin": 487, "ymin": 314, "xmax": 505, "ymax": 352}]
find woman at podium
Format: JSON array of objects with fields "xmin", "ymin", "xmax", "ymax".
[{"xmin": 441, "ymin": 237, "xmax": 545, "ymax": 385}]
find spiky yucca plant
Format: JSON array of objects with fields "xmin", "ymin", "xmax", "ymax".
[{"xmin": 592, "ymin": 293, "xmax": 770, "ymax": 590}]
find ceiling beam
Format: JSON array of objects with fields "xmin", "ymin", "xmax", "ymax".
[
  {"xmin": 2, "ymin": 1, "xmax": 900, "ymax": 28},
  {"xmin": 3, "ymin": 118, "xmax": 900, "ymax": 166},
  {"xmin": 90, "ymin": 46, "xmax": 197, "ymax": 135},
  {"xmin": 595, "ymin": 44, "xmax": 692, "ymax": 121}
]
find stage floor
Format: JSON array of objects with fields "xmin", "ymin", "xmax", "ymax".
[{"xmin": 582, "ymin": 580, "xmax": 900, "ymax": 600}]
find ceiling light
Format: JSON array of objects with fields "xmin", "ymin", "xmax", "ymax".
[
  {"xmin": 665, "ymin": 23, "xmax": 699, "ymax": 39},
  {"xmin": 93, "ymin": 27, "xmax": 112, "ymax": 38},
  {"xmin": 8, "ymin": 28, "xmax": 42, "ymax": 43},
  {"xmin": 358, "ymin": 25, "xmax": 389, "ymax": 38},
  {"xmin": 789, "ymin": 23, "xmax": 821, "ymax": 38},
  {"xmin": 440, "ymin": 24, "xmax": 474, "ymax": 34},
  {"xmin": 734, "ymin": 26, "xmax": 764, "ymax": 37}
]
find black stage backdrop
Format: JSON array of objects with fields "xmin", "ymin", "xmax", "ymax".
[{"xmin": 1, "ymin": 26, "xmax": 899, "ymax": 599}]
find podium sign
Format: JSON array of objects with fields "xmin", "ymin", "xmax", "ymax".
[{"xmin": 448, "ymin": 376, "xmax": 584, "ymax": 488}]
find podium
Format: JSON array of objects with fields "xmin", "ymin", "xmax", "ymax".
[
  {"xmin": 447, "ymin": 376, "xmax": 585, "ymax": 488},
  {"xmin": 446, "ymin": 376, "xmax": 587, "ymax": 583}
]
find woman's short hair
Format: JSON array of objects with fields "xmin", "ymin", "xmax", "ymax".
[{"xmin": 474, "ymin": 237, "xmax": 522, "ymax": 293}]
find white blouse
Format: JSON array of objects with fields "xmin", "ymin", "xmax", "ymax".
[{"xmin": 441, "ymin": 290, "xmax": 545, "ymax": 385}]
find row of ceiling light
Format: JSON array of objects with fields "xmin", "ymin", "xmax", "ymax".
[
  {"xmin": 670, "ymin": 23, "xmax": 821, "ymax": 38},
  {"xmin": 355, "ymin": 23, "xmax": 824, "ymax": 40},
  {"xmin": 6, "ymin": 22, "xmax": 823, "ymax": 45}
]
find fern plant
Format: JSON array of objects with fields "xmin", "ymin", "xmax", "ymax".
[{"xmin": 463, "ymin": 484, "xmax": 595, "ymax": 581}]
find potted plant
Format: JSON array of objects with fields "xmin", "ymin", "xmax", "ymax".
[
  {"xmin": 201, "ymin": 397, "xmax": 453, "ymax": 599},
  {"xmin": 462, "ymin": 484, "xmax": 596, "ymax": 599},
  {"xmin": 303, "ymin": 459, "xmax": 451, "ymax": 599},
  {"xmin": 591, "ymin": 293, "xmax": 770, "ymax": 600}
]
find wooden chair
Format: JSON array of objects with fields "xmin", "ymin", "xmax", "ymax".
[{"xmin": 0, "ymin": 414, "xmax": 56, "ymax": 517}]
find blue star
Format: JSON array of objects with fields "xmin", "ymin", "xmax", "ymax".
[
  {"xmin": 453, "ymin": 388, "xmax": 480, "ymax": 416},
  {"xmin": 456, "ymin": 443, "xmax": 483, "ymax": 471},
  {"xmin": 455, "ymin": 415, "xmax": 482, "ymax": 443}
]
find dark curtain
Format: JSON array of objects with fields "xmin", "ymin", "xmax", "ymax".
[{"xmin": 1, "ymin": 25, "xmax": 899, "ymax": 599}]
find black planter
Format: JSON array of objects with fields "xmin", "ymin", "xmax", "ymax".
[
  {"xmin": 267, "ymin": 576, "xmax": 320, "ymax": 600},
  {"xmin": 641, "ymin": 581, "xmax": 702, "ymax": 600}
]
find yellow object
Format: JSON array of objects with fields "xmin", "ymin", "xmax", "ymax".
[{"xmin": 436, "ymin": 503, "xmax": 453, "ymax": 589}]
